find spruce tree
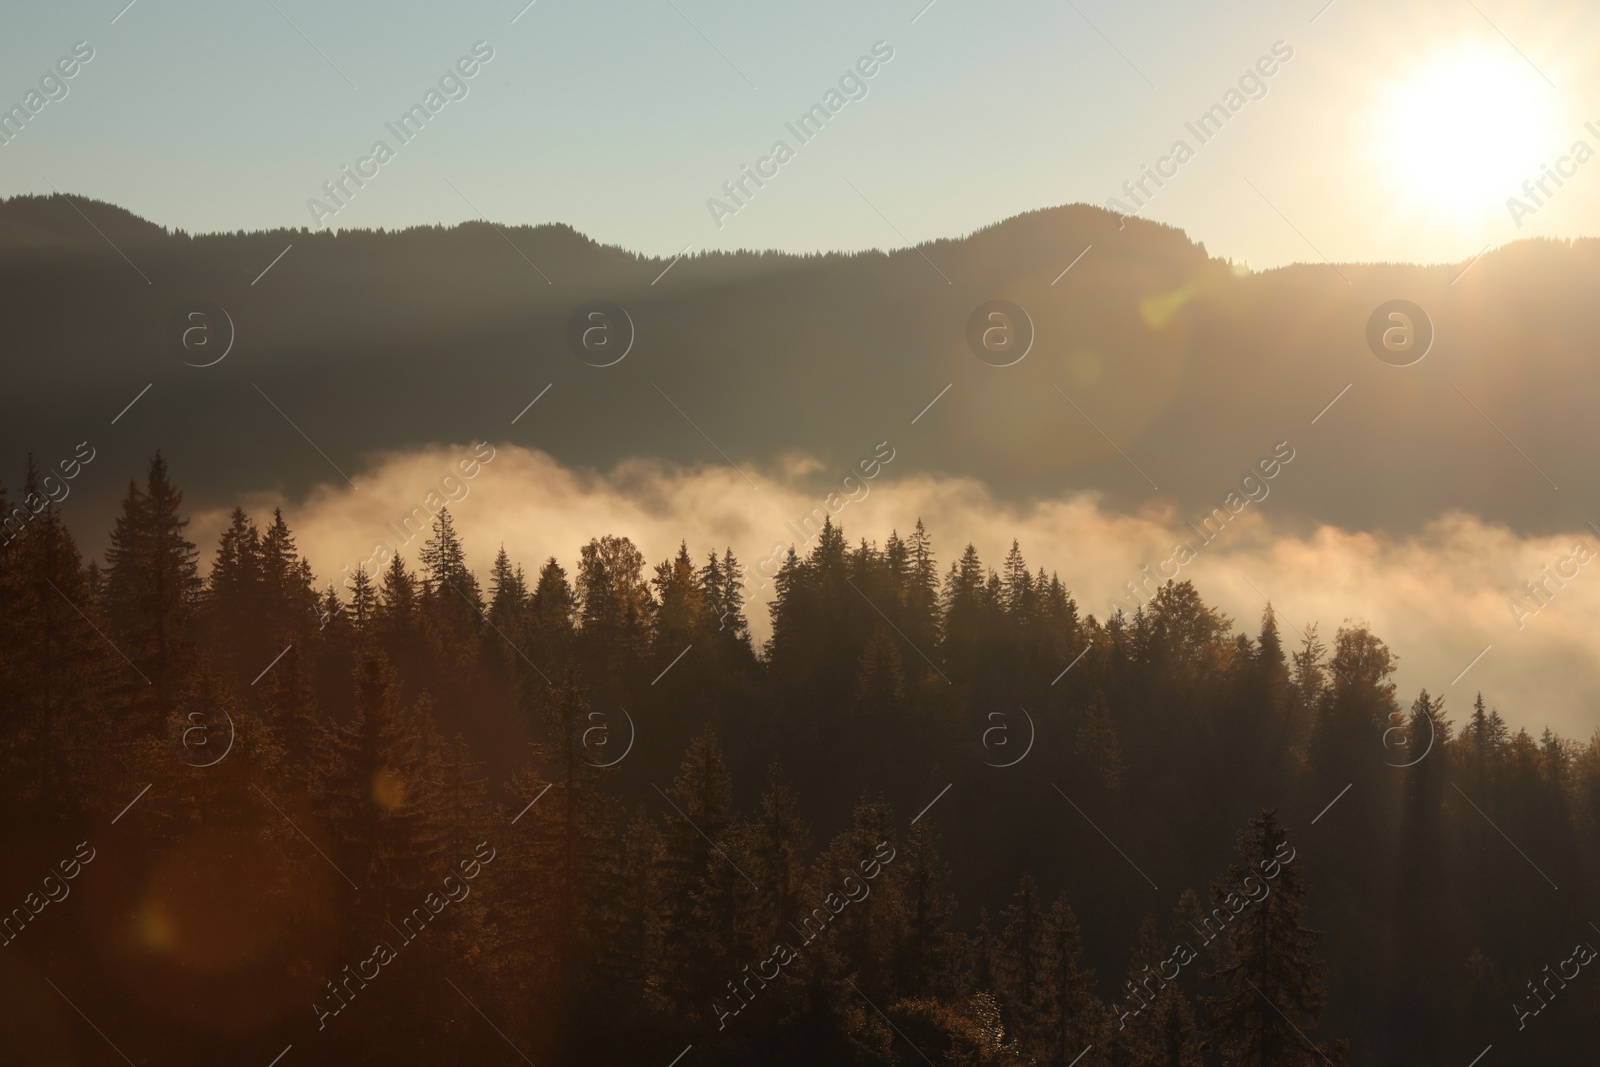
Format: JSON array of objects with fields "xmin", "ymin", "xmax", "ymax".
[
  {"xmin": 905, "ymin": 518, "xmax": 941, "ymax": 650},
  {"xmin": 746, "ymin": 763, "xmax": 813, "ymax": 949},
  {"xmin": 1075, "ymin": 691, "xmax": 1127, "ymax": 794},
  {"xmin": 1204, "ymin": 810, "xmax": 1345, "ymax": 1066},
  {"xmin": 652, "ymin": 541, "xmax": 707, "ymax": 652},
  {"xmin": 375, "ymin": 552, "xmax": 427, "ymax": 672},
  {"xmin": 896, "ymin": 818, "xmax": 957, "ymax": 999},
  {"xmin": 855, "ymin": 622, "xmax": 908, "ymax": 712},
  {"xmin": 529, "ymin": 557, "xmax": 577, "ymax": 663},
  {"xmin": 942, "ymin": 544, "xmax": 989, "ymax": 679},
  {"xmin": 322, "ymin": 652, "xmax": 440, "ymax": 896},
  {"xmin": 103, "ymin": 453, "xmax": 200, "ymax": 719},
  {"xmin": 205, "ymin": 506, "xmax": 263, "ymax": 679},
  {"xmin": 5, "ymin": 462, "xmax": 103, "ymax": 808},
  {"xmin": 487, "ymin": 545, "xmax": 525, "ymax": 629},
  {"xmin": 419, "ymin": 508, "xmax": 483, "ymax": 661},
  {"xmin": 994, "ymin": 874, "xmax": 1054, "ymax": 1060},
  {"xmin": 649, "ymin": 728, "xmax": 744, "ymax": 1024},
  {"xmin": 346, "ymin": 563, "xmax": 377, "ymax": 632},
  {"xmin": 1042, "ymin": 892, "xmax": 1106, "ymax": 1067},
  {"xmin": 1001, "ymin": 540, "xmax": 1034, "ymax": 625},
  {"xmin": 259, "ymin": 507, "xmax": 317, "ymax": 643}
]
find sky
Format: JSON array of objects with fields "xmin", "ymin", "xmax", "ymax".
[
  {"xmin": 4, "ymin": 0, "xmax": 1599, "ymax": 266},
  {"xmin": 10, "ymin": 0, "xmax": 1600, "ymax": 742}
]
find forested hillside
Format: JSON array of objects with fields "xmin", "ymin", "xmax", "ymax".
[
  {"xmin": 8, "ymin": 191, "xmax": 1600, "ymax": 541},
  {"xmin": 4, "ymin": 454, "xmax": 1598, "ymax": 1066}
]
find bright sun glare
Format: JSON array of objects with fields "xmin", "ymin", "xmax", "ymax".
[{"xmin": 1375, "ymin": 45, "xmax": 1560, "ymax": 219}]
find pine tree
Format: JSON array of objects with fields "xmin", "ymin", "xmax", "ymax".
[
  {"xmin": 1253, "ymin": 606, "xmax": 1290, "ymax": 744},
  {"xmin": 1465, "ymin": 692, "xmax": 1502, "ymax": 794},
  {"xmin": 652, "ymin": 541, "xmax": 707, "ymax": 651},
  {"xmin": 813, "ymin": 796, "xmax": 904, "ymax": 1018},
  {"xmin": 375, "ymin": 552, "xmax": 426, "ymax": 671},
  {"xmin": 419, "ymin": 508, "xmax": 483, "ymax": 660},
  {"xmin": 490, "ymin": 674, "xmax": 628, "ymax": 1061},
  {"xmin": 1075, "ymin": 691, "xmax": 1127, "ymax": 794},
  {"xmin": 379, "ymin": 552, "xmax": 418, "ymax": 621},
  {"xmin": 905, "ymin": 518, "xmax": 941, "ymax": 650},
  {"xmin": 102, "ymin": 453, "xmax": 201, "ymax": 719},
  {"xmin": 702, "ymin": 547, "xmax": 726, "ymax": 627},
  {"xmin": 1001, "ymin": 541, "xmax": 1034, "ymax": 625},
  {"xmin": 4, "ymin": 462, "xmax": 104, "ymax": 809},
  {"xmin": 259, "ymin": 507, "xmax": 317, "ymax": 642},
  {"xmin": 258, "ymin": 636, "xmax": 327, "ymax": 789},
  {"xmin": 1039, "ymin": 572, "xmax": 1084, "ymax": 682},
  {"xmin": 529, "ymin": 557, "xmax": 577, "ymax": 665},
  {"xmin": 1204, "ymin": 810, "xmax": 1345, "ymax": 1065},
  {"xmin": 347, "ymin": 564, "xmax": 377, "ymax": 632},
  {"xmin": 994, "ymin": 875, "xmax": 1054, "ymax": 1059},
  {"xmin": 702, "ymin": 547, "xmax": 753, "ymax": 662},
  {"xmin": 484, "ymin": 545, "xmax": 536, "ymax": 694},
  {"xmin": 1042, "ymin": 893, "xmax": 1107, "ymax": 1067},
  {"xmin": 322, "ymin": 652, "xmax": 440, "ymax": 895},
  {"xmin": 1107, "ymin": 916, "xmax": 1166, "ymax": 1066},
  {"xmin": 649, "ymin": 728, "xmax": 746, "ymax": 1025},
  {"xmin": 747, "ymin": 763, "xmax": 812, "ymax": 941},
  {"xmin": 942, "ymin": 544, "xmax": 990, "ymax": 679},
  {"xmin": 205, "ymin": 507, "xmax": 263, "ymax": 678},
  {"xmin": 487, "ymin": 545, "xmax": 526, "ymax": 629},
  {"xmin": 1109, "ymin": 914, "xmax": 1201, "ymax": 1067},
  {"xmin": 855, "ymin": 621, "xmax": 907, "ymax": 712},
  {"xmin": 1391, "ymin": 689, "xmax": 1454, "ymax": 1059},
  {"xmin": 895, "ymin": 818, "xmax": 957, "ymax": 999}
]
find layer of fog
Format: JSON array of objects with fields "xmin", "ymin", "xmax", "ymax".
[{"xmin": 192, "ymin": 443, "xmax": 1600, "ymax": 743}]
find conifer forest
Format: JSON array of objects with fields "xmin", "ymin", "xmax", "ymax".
[{"xmin": 4, "ymin": 453, "xmax": 1597, "ymax": 1065}]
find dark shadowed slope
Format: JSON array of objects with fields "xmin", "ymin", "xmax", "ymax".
[{"xmin": 3, "ymin": 193, "xmax": 1594, "ymax": 540}]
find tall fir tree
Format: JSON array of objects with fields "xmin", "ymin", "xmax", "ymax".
[
  {"xmin": 102, "ymin": 453, "xmax": 201, "ymax": 720},
  {"xmin": 1204, "ymin": 811, "xmax": 1345, "ymax": 1066}
]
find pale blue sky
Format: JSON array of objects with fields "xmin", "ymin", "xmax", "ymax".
[{"xmin": 3, "ymin": 0, "xmax": 1597, "ymax": 265}]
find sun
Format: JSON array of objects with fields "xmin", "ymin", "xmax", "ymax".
[{"xmin": 1373, "ymin": 44, "xmax": 1560, "ymax": 219}]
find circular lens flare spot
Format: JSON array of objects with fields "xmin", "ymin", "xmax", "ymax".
[{"xmin": 372, "ymin": 768, "xmax": 408, "ymax": 810}]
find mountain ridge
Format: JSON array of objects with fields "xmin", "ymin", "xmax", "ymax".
[{"xmin": 4, "ymin": 192, "xmax": 1596, "ymax": 547}]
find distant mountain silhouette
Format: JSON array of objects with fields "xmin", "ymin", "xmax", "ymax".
[{"xmin": 4, "ymin": 192, "xmax": 1594, "ymax": 539}]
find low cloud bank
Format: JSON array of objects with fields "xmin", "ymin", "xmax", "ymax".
[{"xmin": 193, "ymin": 443, "xmax": 1600, "ymax": 743}]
